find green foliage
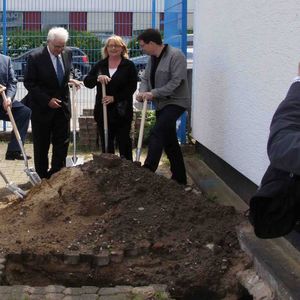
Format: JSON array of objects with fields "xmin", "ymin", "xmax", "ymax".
[
  {"xmin": 127, "ymin": 37, "xmax": 142, "ymax": 58},
  {"xmin": 134, "ymin": 110, "xmax": 156, "ymax": 145},
  {"xmin": 69, "ymin": 30, "xmax": 103, "ymax": 63},
  {"xmin": 2, "ymin": 29, "xmax": 103, "ymax": 63},
  {"xmin": 144, "ymin": 110, "xmax": 156, "ymax": 140},
  {"xmin": 4, "ymin": 29, "xmax": 48, "ymax": 57}
]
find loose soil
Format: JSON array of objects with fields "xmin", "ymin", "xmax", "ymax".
[{"xmin": 0, "ymin": 153, "xmax": 250, "ymax": 299}]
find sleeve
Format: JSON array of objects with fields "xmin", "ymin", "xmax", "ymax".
[
  {"xmin": 83, "ymin": 62, "xmax": 100, "ymax": 89},
  {"xmin": 23, "ymin": 54, "xmax": 52, "ymax": 109},
  {"xmin": 268, "ymin": 129, "xmax": 300, "ymax": 174},
  {"xmin": 6, "ymin": 57, "xmax": 18, "ymax": 100},
  {"xmin": 151, "ymin": 51, "xmax": 187, "ymax": 98}
]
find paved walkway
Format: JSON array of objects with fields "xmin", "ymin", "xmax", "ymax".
[{"xmin": 0, "ymin": 142, "xmax": 35, "ymax": 188}]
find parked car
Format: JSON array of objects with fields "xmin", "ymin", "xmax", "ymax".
[
  {"xmin": 11, "ymin": 46, "xmax": 91, "ymax": 81},
  {"xmin": 130, "ymin": 54, "xmax": 149, "ymax": 81},
  {"xmin": 131, "ymin": 47, "xmax": 193, "ymax": 80}
]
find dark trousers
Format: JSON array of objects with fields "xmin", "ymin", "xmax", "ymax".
[
  {"xmin": 144, "ymin": 104, "xmax": 187, "ymax": 185},
  {"xmin": 98, "ymin": 119, "xmax": 133, "ymax": 161},
  {"xmin": 31, "ymin": 109, "xmax": 70, "ymax": 179},
  {"xmin": 0, "ymin": 101, "xmax": 31, "ymax": 152}
]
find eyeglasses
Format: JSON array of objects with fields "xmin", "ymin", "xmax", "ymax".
[{"xmin": 107, "ymin": 44, "xmax": 122, "ymax": 49}]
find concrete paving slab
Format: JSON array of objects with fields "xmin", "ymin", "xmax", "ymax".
[{"xmin": 0, "ymin": 142, "xmax": 34, "ymax": 188}]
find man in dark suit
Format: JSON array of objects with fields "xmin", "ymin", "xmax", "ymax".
[
  {"xmin": 24, "ymin": 27, "xmax": 80, "ymax": 179},
  {"xmin": 268, "ymin": 62, "xmax": 300, "ymax": 173},
  {"xmin": 249, "ymin": 63, "xmax": 300, "ymax": 238},
  {"xmin": 0, "ymin": 54, "xmax": 31, "ymax": 160}
]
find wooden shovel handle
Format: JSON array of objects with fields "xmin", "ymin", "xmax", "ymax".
[
  {"xmin": 137, "ymin": 99, "xmax": 148, "ymax": 150},
  {"xmin": 101, "ymin": 83, "xmax": 108, "ymax": 131},
  {"xmin": 0, "ymin": 87, "xmax": 22, "ymax": 141}
]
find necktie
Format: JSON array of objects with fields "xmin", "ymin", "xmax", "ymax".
[{"xmin": 56, "ymin": 56, "xmax": 64, "ymax": 85}]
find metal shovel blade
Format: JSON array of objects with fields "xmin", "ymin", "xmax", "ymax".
[
  {"xmin": 6, "ymin": 182, "xmax": 27, "ymax": 199},
  {"xmin": 66, "ymin": 84, "xmax": 84, "ymax": 167},
  {"xmin": 25, "ymin": 168, "xmax": 42, "ymax": 185},
  {"xmin": 0, "ymin": 170, "xmax": 26, "ymax": 199},
  {"xmin": 66, "ymin": 156, "xmax": 84, "ymax": 167}
]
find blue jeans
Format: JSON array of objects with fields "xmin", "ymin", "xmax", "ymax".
[
  {"xmin": 143, "ymin": 104, "xmax": 187, "ymax": 184},
  {"xmin": 0, "ymin": 101, "xmax": 31, "ymax": 152}
]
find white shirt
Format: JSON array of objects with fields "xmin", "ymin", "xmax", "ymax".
[
  {"xmin": 47, "ymin": 46, "xmax": 65, "ymax": 74},
  {"xmin": 109, "ymin": 68, "xmax": 117, "ymax": 77}
]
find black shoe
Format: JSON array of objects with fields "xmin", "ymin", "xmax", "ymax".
[{"xmin": 5, "ymin": 151, "xmax": 31, "ymax": 160}]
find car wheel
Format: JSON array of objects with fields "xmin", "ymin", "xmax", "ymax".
[
  {"xmin": 74, "ymin": 68, "xmax": 82, "ymax": 80},
  {"xmin": 137, "ymin": 68, "xmax": 145, "ymax": 80}
]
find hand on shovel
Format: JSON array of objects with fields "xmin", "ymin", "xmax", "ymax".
[
  {"xmin": 69, "ymin": 78, "xmax": 82, "ymax": 90},
  {"xmin": 0, "ymin": 84, "xmax": 11, "ymax": 112},
  {"xmin": 97, "ymin": 75, "xmax": 111, "ymax": 85},
  {"xmin": 136, "ymin": 91, "xmax": 153, "ymax": 102}
]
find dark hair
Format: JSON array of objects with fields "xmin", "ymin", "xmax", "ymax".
[{"xmin": 137, "ymin": 28, "xmax": 162, "ymax": 45}]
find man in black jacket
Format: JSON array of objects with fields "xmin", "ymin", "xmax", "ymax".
[
  {"xmin": 250, "ymin": 63, "xmax": 300, "ymax": 238},
  {"xmin": 24, "ymin": 27, "xmax": 80, "ymax": 179},
  {"xmin": 268, "ymin": 63, "xmax": 300, "ymax": 173}
]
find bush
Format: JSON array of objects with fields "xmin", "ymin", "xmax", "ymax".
[
  {"xmin": 2, "ymin": 29, "xmax": 104, "ymax": 63},
  {"xmin": 127, "ymin": 37, "xmax": 142, "ymax": 58}
]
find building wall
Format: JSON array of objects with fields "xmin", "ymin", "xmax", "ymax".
[
  {"xmin": 192, "ymin": 0, "xmax": 300, "ymax": 184},
  {"xmin": 87, "ymin": 13, "xmax": 114, "ymax": 33},
  {"xmin": 4, "ymin": 0, "xmax": 164, "ymax": 12},
  {"xmin": 2, "ymin": 1, "xmax": 194, "ymax": 36}
]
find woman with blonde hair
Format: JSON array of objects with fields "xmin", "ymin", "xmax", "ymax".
[{"xmin": 84, "ymin": 35, "xmax": 137, "ymax": 160}]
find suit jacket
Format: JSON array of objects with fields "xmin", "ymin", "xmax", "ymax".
[
  {"xmin": 267, "ymin": 82, "xmax": 300, "ymax": 173},
  {"xmin": 0, "ymin": 54, "xmax": 17, "ymax": 106},
  {"xmin": 139, "ymin": 45, "xmax": 189, "ymax": 111},
  {"xmin": 84, "ymin": 57, "xmax": 137, "ymax": 125},
  {"xmin": 24, "ymin": 46, "xmax": 73, "ymax": 123}
]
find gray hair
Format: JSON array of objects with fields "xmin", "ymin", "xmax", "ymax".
[{"xmin": 47, "ymin": 27, "xmax": 69, "ymax": 42}]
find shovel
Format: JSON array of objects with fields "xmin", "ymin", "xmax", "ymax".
[
  {"xmin": 135, "ymin": 98, "xmax": 148, "ymax": 163},
  {"xmin": 0, "ymin": 85, "xmax": 41, "ymax": 186},
  {"xmin": 101, "ymin": 82, "xmax": 109, "ymax": 153},
  {"xmin": 0, "ymin": 169, "xmax": 27, "ymax": 199},
  {"xmin": 66, "ymin": 83, "xmax": 84, "ymax": 167}
]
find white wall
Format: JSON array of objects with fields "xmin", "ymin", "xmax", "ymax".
[{"xmin": 192, "ymin": 1, "xmax": 300, "ymax": 184}]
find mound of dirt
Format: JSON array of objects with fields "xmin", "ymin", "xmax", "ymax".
[{"xmin": 0, "ymin": 154, "xmax": 250, "ymax": 299}]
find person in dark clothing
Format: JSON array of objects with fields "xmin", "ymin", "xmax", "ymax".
[
  {"xmin": 24, "ymin": 27, "xmax": 80, "ymax": 179},
  {"xmin": 136, "ymin": 28, "xmax": 189, "ymax": 185},
  {"xmin": 268, "ymin": 62, "xmax": 300, "ymax": 173},
  {"xmin": 84, "ymin": 35, "xmax": 137, "ymax": 160},
  {"xmin": 0, "ymin": 54, "xmax": 31, "ymax": 160},
  {"xmin": 249, "ymin": 63, "xmax": 300, "ymax": 238}
]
